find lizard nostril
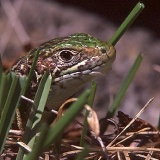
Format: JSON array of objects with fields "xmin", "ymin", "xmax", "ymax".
[{"xmin": 59, "ymin": 50, "xmax": 73, "ymax": 61}]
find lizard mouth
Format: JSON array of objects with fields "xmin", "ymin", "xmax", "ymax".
[{"xmin": 54, "ymin": 46, "xmax": 116, "ymax": 83}]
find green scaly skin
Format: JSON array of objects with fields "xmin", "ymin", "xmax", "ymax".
[{"xmin": 11, "ymin": 33, "xmax": 116, "ymax": 110}]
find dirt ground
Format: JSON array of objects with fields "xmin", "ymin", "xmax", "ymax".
[{"xmin": 0, "ymin": 0, "xmax": 160, "ymax": 126}]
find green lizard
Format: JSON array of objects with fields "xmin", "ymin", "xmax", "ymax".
[{"xmin": 11, "ymin": 33, "xmax": 116, "ymax": 110}]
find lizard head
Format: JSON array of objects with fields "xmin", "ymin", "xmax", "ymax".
[
  {"xmin": 11, "ymin": 33, "xmax": 116, "ymax": 109},
  {"xmin": 12, "ymin": 33, "xmax": 116, "ymax": 84},
  {"xmin": 52, "ymin": 33, "xmax": 116, "ymax": 80}
]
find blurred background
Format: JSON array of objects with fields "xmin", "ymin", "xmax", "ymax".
[{"xmin": 0, "ymin": 0, "xmax": 159, "ymax": 125}]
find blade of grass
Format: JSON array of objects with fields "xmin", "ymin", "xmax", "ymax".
[
  {"xmin": 108, "ymin": 2, "xmax": 144, "ymax": 46},
  {"xmin": 0, "ymin": 73, "xmax": 10, "ymax": 110},
  {"xmin": 23, "ymin": 72, "xmax": 51, "ymax": 141},
  {"xmin": 26, "ymin": 73, "xmax": 52, "ymax": 148},
  {"xmin": 0, "ymin": 56, "xmax": 2, "ymax": 80},
  {"xmin": 87, "ymin": 81, "xmax": 97, "ymax": 107},
  {"xmin": 24, "ymin": 123, "xmax": 49, "ymax": 160},
  {"xmin": 100, "ymin": 54, "xmax": 143, "ymax": 134},
  {"xmin": 16, "ymin": 49, "xmax": 40, "ymax": 160},
  {"xmin": 22, "ymin": 49, "xmax": 39, "ymax": 95},
  {"xmin": 42, "ymin": 89, "xmax": 90, "ymax": 151},
  {"xmin": 158, "ymin": 114, "xmax": 160, "ymax": 130},
  {"xmin": 17, "ymin": 72, "xmax": 52, "ymax": 160},
  {"xmin": 107, "ymin": 54, "xmax": 143, "ymax": 118},
  {"xmin": 0, "ymin": 75, "xmax": 25, "ymax": 153},
  {"xmin": 80, "ymin": 81, "xmax": 97, "ymax": 146},
  {"xmin": 1, "ymin": 73, "xmax": 12, "ymax": 108},
  {"xmin": 0, "ymin": 57, "xmax": 2, "ymax": 110},
  {"xmin": 27, "ymin": 89, "xmax": 90, "ymax": 158},
  {"xmin": 75, "ymin": 146, "xmax": 89, "ymax": 160}
]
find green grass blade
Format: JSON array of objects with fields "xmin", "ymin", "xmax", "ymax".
[
  {"xmin": 107, "ymin": 54, "xmax": 143, "ymax": 118},
  {"xmin": 0, "ymin": 75, "xmax": 25, "ymax": 153},
  {"xmin": 158, "ymin": 114, "xmax": 160, "ymax": 130},
  {"xmin": 16, "ymin": 50, "xmax": 40, "ymax": 160},
  {"xmin": 0, "ymin": 73, "xmax": 11, "ymax": 110},
  {"xmin": 0, "ymin": 57, "xmax": 2, "ymax": 110},
  {"xmin": 26, "ymin": 73, "xmax": 52, "ymax": 148},
  {"xmin": 80, "ymin": 81, "xmax": 97, "ymax": 146},
  {"xmin": 108, "ymin": 2, "xmax": 144, "ymax": 46},
  {"xmin": 43, "ymin": 89, "xmax": 90, "ymax": 150},
  {"xmin": 87, "ymin": 81, "xmax": 97, "ymax": 107},
  {"xmin": 0, "ymin": 56, "xmax": 2, "ymax": 81},
  {"xmin": 16, "ymin": 72, "xmax": 52, "ymax": 159},
  {"xmin": 75, "ymin": 147, "xmax": 89, "ymax": 160},
  {"xmin": 100, "ymin": 54, "xmax": 143, "ymax": 134},
  {"xmin": 22, "ymin": 49, "xmax": 39, "ymax": 95},
  {"xmin": 24, "ymin": 72, "xmax": 51, "ymax": 135},
  {"xmin": 24, "ymin": 123, "xmax": 49, "ymax": 160}
]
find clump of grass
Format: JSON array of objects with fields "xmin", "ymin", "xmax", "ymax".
[{"xmin": 1, "ymin": 2, "xmax": 160, "ymax": 160}]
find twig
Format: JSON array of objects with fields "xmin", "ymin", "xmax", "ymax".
[{"xmin": 107, "ymin": 97, "xmax": 154, "ymax": 147}]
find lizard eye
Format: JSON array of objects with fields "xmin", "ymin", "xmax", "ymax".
[{"xmin": 59, "ymin": 50, "xmax": 74, "ymax": 61}]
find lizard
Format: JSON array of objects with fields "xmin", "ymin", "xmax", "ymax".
[{"xmin": 11, "ymin": 33, "xmax": 116, "ymax": 110}]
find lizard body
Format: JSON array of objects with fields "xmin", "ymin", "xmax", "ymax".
[{"xmin": 11, "ymin": 33, "xmax": 116, "ymax": 109}]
